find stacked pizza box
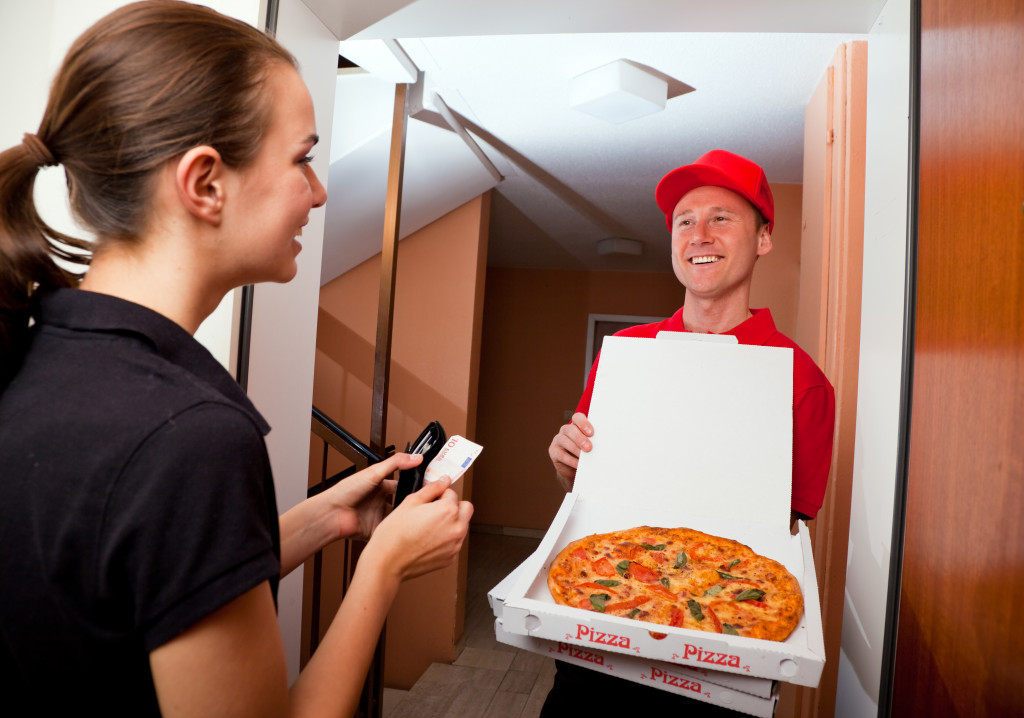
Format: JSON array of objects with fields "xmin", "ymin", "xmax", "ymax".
[{"xmin": 489, "ymin": 334, "xmax": 825, "ymax": 715}]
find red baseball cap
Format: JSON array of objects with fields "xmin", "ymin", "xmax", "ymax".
[{"xmin": 655, "ymin": 149, "xmax": 774, "ymax": 233}]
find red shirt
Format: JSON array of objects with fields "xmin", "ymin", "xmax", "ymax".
[{"xmin": 576, "ymin": 307, "xmax": 835, "ymax": 519}]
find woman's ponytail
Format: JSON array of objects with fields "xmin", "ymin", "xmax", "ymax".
[{"xmin": 0, "ymin": 136, "xmax": 90, "ymax": 384}]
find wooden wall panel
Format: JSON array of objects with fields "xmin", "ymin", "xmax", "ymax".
[
  {"xmin": 894, "ymin": 0, "xmax": 1024, "ymax": 715},
  {"xmin": 782, "ymin": 40, "xmax": 866, "ymax": 718}
]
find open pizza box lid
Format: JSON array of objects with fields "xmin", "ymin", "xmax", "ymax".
[{"xmin": 496, "ymin": 333, "xmax": 826, "ymax": 686}]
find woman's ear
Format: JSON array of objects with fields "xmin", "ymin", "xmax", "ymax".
[{"xmin": 174, "ymin": 146, "xmax": 225, "ymax": 225}]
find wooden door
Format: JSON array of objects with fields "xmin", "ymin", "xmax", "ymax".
[
  {"xmin": 891, "ymin": 0, "xmax": 1024, "ymax": 715},
  {"xmin": 781, "ymin": 40, "xmax": 867, "ymax": 718}
]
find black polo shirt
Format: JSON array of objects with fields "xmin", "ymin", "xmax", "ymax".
[{"xmin": 0, "ymin": 289, "xmax": 280, "ymax": 714}]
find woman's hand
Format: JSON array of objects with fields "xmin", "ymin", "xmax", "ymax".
[
  {"xmin": 278, "ymin": 452, "xmax": 425, "ymax": 577},
  {"xmin": 359, "ymin": 477, "xmax": 473, "ymax": 583},
  {"xmin": 323, "ymin": 452, "xmax": 423, "ymax": 541}
]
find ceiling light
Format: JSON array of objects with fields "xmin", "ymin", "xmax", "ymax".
[
  {"xmin": 570, "ymin": 59, "xmax": 668, "ymax": 124},
  {"xmin": 597, "ymin": 237, "xmax": 644, "ymax": 256}
]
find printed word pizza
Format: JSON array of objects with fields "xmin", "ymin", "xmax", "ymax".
[{"xmin": 547, "ymin": 526, "xmax": 803, "ymax": 641}]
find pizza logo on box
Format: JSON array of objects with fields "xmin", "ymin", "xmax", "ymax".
[
  {"xmin": 554, "ymin": 642, "xmax": 605, "ymax": 666},
  {"xmin": 647, "ymin": 666, "xmax": 701, "ymax": 694},
  {"xmin": 574, "ymin": 624, "xmax": 630, "ymax": 649},
  {"xmin": 678, "ymin": 643, "xmax": 742, "ymax": 669}
]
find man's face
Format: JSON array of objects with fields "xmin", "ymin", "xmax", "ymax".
[{"xmin": 669, "ymin": 185, "xmax": 772, "ymax": 302}]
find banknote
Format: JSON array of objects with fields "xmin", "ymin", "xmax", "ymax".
[{"xmin": 423, "ymin": 435, "xmax": 483, "ymax": 484}]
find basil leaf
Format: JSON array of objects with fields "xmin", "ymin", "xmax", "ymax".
[
  {"xmin": 615, "ymin": 560, "xmax": 630, "ymax": 576},
  {"xmin": 722, "ymin": 624, "xmax": 739, "ymax": 636},
  {"xmin": 628, "ymin": 608, "xmax": 641, "ymax": 618},
  {"xmin": 660, "ymin": 577, "xmax": 671, "ymax": 589},
  {"xmin": 732, "ymin": 588, "xmax": 766, "ymax": 603},
  {"xmin": 589, "ymin": 593, "xmax": 611, "ymax": 611},
  {"xmin": 595, "ymin": 579, "xmax": 621, "ymax": 587},
  {"xmin": 717, "ymin": 571, "xmax": 743, "ymax": 581},
  {"xmin": 703, "ymin": 585, "xmax": 724, "ymax": 597},
  {"xmin": 687, "ymin": 599, "xmax": 704, "ymax": 622},
  {"xmin": 641, "ymin": 543, "xmax": 667, "ymax": 551},
  {"xmin": 726, "ymin": 559, "xmax": 741, "ymax": 569},
  {"xmin": 675, "ymin": 551, "xmax": 687, "ymax": 569}
]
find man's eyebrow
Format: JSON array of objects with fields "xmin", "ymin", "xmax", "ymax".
[{"xmin": 675, "ymin": 205, "xmax": 739, "ymax": 217}]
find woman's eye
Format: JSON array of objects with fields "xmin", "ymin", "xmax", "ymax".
[{"xmin": 299, "ymin": 155, "xmax": 314, "ymax": 165}]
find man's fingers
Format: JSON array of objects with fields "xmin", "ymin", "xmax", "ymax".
[
  {"xmin": 559, "ymin": 424, "xmax": 592, "ymax": 454},
  {"xmin": 570, "ymin": 412, "xmax": 594, "ymax": 437}
]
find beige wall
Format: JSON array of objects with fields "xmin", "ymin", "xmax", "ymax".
[
  {"xmin": 472, "ymin": 182, "xmax": 803, "ymax": 530},
  {"xmin": 308, "ymin": 193, "xmax": 490, "ymax": 688}
]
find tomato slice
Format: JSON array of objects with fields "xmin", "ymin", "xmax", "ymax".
[
  {"xmin": 605, "ymin": 596, "xmax": 650, "ymax": 612},
  {"xmin": 592, "ymin": 557, "xmax": 616, "ymax": 577},
  {"xmin": 669, "ymin": 605, "xmax": 685, "ymax": 628},
  {"xmin": 572, "ymin": 547, "xmax": 589, "ymax": 561},
  {"xmin": 688, "ymin": 541, "xmax": 721, "ymax": 563},
  {"xmin": 628, "ymin": 562, "xmax": 661, "ymax": 584},
  {"xmin": 645, "ymin": 584, "xmax": 678, "ymax": 602},
  {"xmin": 705, "ymin": 604, "xmax": 723, "ymax": 633}
]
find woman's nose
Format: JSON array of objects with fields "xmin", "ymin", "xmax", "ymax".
[{"xmin": 308, "ymin": 166, "xmax": 327, "ymax": 208}]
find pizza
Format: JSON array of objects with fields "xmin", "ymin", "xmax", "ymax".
[{"xmin": 547, "ymin": 526, "xmax": 803, "ymax": 641}]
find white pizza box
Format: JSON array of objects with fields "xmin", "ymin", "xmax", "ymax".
[
  {"xmin": 494, "ymin": 620, "xmax": 780, "ymax": 717},
  {"xmin": 488, "ymin": 552, "xmax": 776, "ymax": 700},
  {"xmin": 497, "ymin": 334, "xmax": 826, "ymax": 686}
]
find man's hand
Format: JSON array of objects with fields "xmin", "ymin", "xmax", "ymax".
[{"xmin": 548, "ymin": 412, "xmax": 594, "ymax": 492}]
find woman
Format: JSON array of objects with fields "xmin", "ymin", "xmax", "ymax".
[{"xmin": 0, "ymin": 2, "xmax": 473, "ymax": 716}]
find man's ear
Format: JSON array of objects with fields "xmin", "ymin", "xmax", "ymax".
[
  {"xmin": 174, "ymin": 146, "xmax": 225, "ymax": 225},
  {"xmin": 756, "ymin": 225, "xmax": 773, "ymax": 257}
]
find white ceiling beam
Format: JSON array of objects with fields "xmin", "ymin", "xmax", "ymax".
[
  {"xmin": 337, "ymin": 38, "xmax": 418, "ymax": 84},
  {"xmin": 429, "ymin": 93, "xmax": 504, "ymax": 184}
]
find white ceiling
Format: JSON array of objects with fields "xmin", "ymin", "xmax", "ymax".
[{"xmin": 305, "ymin": 0, "xmax": 887, "ymax": 283}]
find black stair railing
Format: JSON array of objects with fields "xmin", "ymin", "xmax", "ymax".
[{"xmin": 308, "ymin": 405, "xmax": 394, "ymax": 718}]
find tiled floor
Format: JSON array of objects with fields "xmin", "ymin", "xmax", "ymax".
[{"xmin": 383, "ymin": 530, "xmax": 553, "ymax": 718}]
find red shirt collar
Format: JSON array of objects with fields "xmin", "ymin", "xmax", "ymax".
[{"xmin": 665, "ymin": 306, "xmax": 777, "ymax": 344}]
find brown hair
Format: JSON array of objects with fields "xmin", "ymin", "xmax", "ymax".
[{"xmin": 0, "ymin": 0, "xmax": 295, "ymax": 383}]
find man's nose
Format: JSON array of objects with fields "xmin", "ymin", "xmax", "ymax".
[{"xmin": 690, "ymin": 220, "xmax": 710, "ymax": 244}]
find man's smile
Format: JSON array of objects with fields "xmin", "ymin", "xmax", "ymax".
[{"xmin": 690, "ymin": 255, "xmax": 722, "ymax": 264}]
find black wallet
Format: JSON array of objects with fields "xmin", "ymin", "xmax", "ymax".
[{"xmin": 393, "ymin": 421, "xmax": 446, "ymax": 507}]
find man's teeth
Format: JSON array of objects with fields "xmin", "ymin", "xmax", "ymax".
[{"xmin": 691, "ymin": 256, "xmax": 721, "ymax": 264}]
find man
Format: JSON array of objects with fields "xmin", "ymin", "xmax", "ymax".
[{"xmin": 540, "ymin": 149, "xmax": 835, "ymax": 715}]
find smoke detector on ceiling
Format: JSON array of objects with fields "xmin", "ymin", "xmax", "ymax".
[{"xmin": 569, "ymin": 59, "xmax": 668, "ymax": 124}]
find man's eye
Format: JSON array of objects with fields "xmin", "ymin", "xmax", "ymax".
[{"xmin": 299, "ymin": 155, "xmax": 314, "ymax": 165}]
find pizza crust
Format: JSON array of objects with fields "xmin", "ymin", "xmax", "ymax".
[{"xmin": 547, "ymin": 526, "xmax": 803, "ymax": 642}]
